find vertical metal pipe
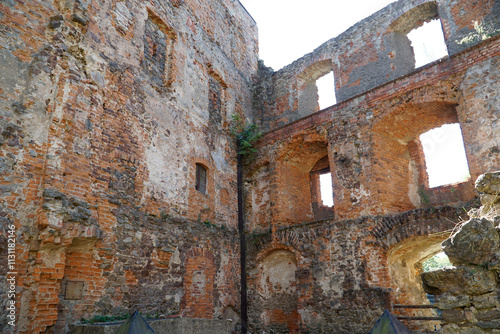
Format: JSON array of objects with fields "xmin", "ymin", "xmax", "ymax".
[{"xmin": 237, "ymin": 152, "xmax": 248, "ymax": 334}]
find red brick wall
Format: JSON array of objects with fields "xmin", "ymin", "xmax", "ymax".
[{"xmin": 0, "ymin": 0, "xmax": 256, "ymax": 331}]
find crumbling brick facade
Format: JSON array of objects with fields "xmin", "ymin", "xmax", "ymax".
[
  {"xmin": 0, "ymin": 0, "xmax": 499, "ymax": 333},
  {"xmin": 0, "ymin": 0, "xmax": 256, "ymax": 332},
  {"xmin": 246, "ymin": 0, "xmax": 499, "ymax": 332}
]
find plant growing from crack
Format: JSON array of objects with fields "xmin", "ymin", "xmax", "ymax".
[
  {"xmin": 230, "ymin": 114, "xmax": 262, "ymax": 156},
  {"xmin": 418, "ymin": 186, "xmax": 431, "ymax": 206}
]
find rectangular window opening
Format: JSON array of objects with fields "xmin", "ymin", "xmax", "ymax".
[
  {"xmin": 317, "ymin": 71, "xmax": 336, "ymax": 110},
  {"xmin": 407, "ymin": 19, "xmax": 448, "ymax": 68},
  {"xmin": 196, "ymin": 164, "xmax": 207, "ymax": 194},
  {"xmin": 420, "ymin": 123, "xmax": 470, "ymax": 188},
  {"xmin": 319, "ymin": 172, "xmax": 334, "ymax": 207}
]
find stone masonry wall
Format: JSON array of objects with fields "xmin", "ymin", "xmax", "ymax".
[
  {"xmin": 246, "ymin": 205, "xmax": 473, "ymax": 333},
  {"xmin": 245, "ymin": 0, "xmax": 500, "ymax": 332},
  {"xmin": 422, "ymin": 171, "xmax": 500, "ymax": 334},
  {"xmin": 0, "ymin": 0, "xmax": 257, "ymax": 332}
]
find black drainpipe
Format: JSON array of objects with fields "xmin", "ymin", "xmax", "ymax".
[{"xmin": 237, "ymin": 151, "xmax": 248, "ymax": 334}]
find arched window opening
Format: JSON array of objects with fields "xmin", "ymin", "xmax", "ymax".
[
  {"xmin": 373, "ymin": 102, "xmax": 474, "ymax": 210},
  {"xmin": 277, "ymin": 141, "xmax": 333, "ymax": 226},
  {"xmin": 316, "ymin": 71, "xmax": 336, "ymax": 110},
  {"xmin": 407, "ymin": 19, "xmax": 448, "ymax": 68},
  {"xmin": 420, "ymin": 123, "xmax": 470, "ymax": 188},
  {"xmin": 195, "ymin": 163, "xmax": 207, "ymax": 194},
  {"xmin": 298, "ymin": 60, "xmax": 335, "ymax": 116},
  {"xmin": 387, "ymin": 237, "xmax": 446, "ymax": 332}
]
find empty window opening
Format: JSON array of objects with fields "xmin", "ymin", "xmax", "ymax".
[
  {"xmin": 317, "ymin": 72, "xmax": 336, "ymax": 110},
  {"xmin": 309, "ymin": 153, "xmax": 335, "ymax": 221},
  {"xmin": 420, "ymin": 123, "xmax": 470, "ymax": 188},
  {"xmin": 319, "ymin": 172, "xmax": 334, "ymax": 207},
  {"xmin": 422, "ymin": 251, "xmax": 451, "ymax": 272},
  {"xmin": 195, "ymin": 163, "xmax": 207, "ymax": 194},
  {"xmin": 407, "ymin": 19, "xmax": 448, "ymax": 68}
]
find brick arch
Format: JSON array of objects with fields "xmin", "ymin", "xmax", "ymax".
[
  {"xmin": 373, "ymin": 81, "xmax": 462, "ymax": 127},
  {"xmin": 370, "ymin": 206, "xmax": 464, "ymax": 248},
  {"xmin": 368, "ymin": 206, "xmax": 468, "ymax": 326},
  {"xmin": 373, "ymin": 101, "xmax": 459, "ymax": 142},
  {"xmin": 249, "ymin": 224, "xmax": 331, "ymax": 261},
  {"xmin": 385, "ymin": 0, "xmax": 446, "ymax": 77},
  {"xmin": 297, "ymin": 59, "xmax": 334, "ymax": 82},
  {"xmin": 251, "ymin": 237, "xmax": 301, "ymax": 264},
  {"xmin": 294, "ymin": 59, "xmax": 335, "ymax": 117},
  {"xmin": 274, "ymin": 135, "xmax": 330, "ymax": 226},
  {"xmin": 276, "ymin": 129, "xmax": 328, "ymax": 160},
  {"xmin": 386, "ymin": 234, "xmax": 446, "ymax": 327},
  {"xmin": 370, "ymin": 85, "xmax": 472, "ymax": 213},
  {"xmin": 387, "ymin": 1, "xmax": 439, "ymax": 34}
]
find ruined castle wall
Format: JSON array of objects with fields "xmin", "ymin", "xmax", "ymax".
[
  {"xmin": 246, "ymin": 206, "xmax": 470, "ymax": 333},
  {"xmin": 0, "ymin": 0, "xmax": 257, "ymax": 332},
  {"xmin": 245, "ymin": 0, "xmax": 500, "ymax": 332},
  {"xmin": 254, "ymin": 0, "xmax": 500, "ymax": 131},
  {"xmin": 247, "ymin": 34, "xmax": 499, "ymax": 230}
]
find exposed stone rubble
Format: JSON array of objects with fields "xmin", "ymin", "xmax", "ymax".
[{"xmin": 421, "ymin": 171, "xmax": 500, "ymax": 334}]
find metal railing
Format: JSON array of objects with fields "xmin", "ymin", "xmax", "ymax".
[{"xmin": 391, "ymin": 304, "xmax": 443, "ymax": 321}]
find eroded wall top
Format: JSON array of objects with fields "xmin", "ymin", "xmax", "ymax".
[{"xmin": 254, "ymin": 0, "xmax": 500, "ymax": 131}]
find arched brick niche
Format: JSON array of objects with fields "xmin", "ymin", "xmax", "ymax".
[
  {"xmin": 274, "ymin": 136, "xmax": 334, "ymax": 226},
  {"xmin": 182, "ymin": 247, "xmax": 217, "ymax": 318},
  {"xmin": 372, "ymin": 101, "xmax": 474, "ymax": 213},
  {"xmin": 249, "ymin": 249, "xmax": 299, "ymax": 333}
]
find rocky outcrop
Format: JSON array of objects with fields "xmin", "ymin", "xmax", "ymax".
[
  {"xmin": 442, "ymin": 218, "xmax": 500, "ymax": 266},
  {"xmin": 421, "ymin": 171, "xmax": 500, "ymax": 333}
]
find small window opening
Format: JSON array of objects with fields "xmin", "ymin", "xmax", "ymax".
[
  {"xmin": 317, "ymin": 72, "xmax": 336, "ymax": 110},
  {"xmin": 407, "ymin": 19, "xmax": 448, "ymax": 68},
  {"xmin": 422, "ymin": 251, "xmax": 451, "ymax": 272},
  {"xmin": 152, "ymin": 43, "xmax": 158, "ymax": 57},
  {"xmin": 319, "ymin": 172, "xmax": 334, "ymax": 207},
  {"xmin": 195, "ymin": 163, "xmax": 207, "ymax": 194},
  {"xmin": 420, "ymin": 123, "xmax": 470, "ymax": 188}
]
